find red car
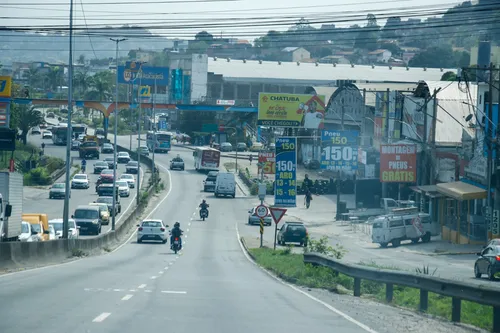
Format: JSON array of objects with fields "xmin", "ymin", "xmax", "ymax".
[{"xmin": 99, "ymin": 169, "xmax": 115, "ymax": 183}]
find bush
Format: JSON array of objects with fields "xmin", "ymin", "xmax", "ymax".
[
  {"xmin": 24, "ymin": 167, "xmax": 52, "ymax": 186},
  {"xmin": 39, "ymin": 156, "xmax": 64, "ymax": 174}
]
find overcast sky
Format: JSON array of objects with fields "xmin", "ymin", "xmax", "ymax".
[{"xmin": 3, "ymin": 0, "xmax": 463, "ymax": 40}]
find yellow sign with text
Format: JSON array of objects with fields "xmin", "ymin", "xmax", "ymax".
[
  {"xmin": 257, "ymin": 93, "xmax": 325, "ymax": 128},
  {"xmin": 0, "ymin": 76, "xmax": 12, "ymax": 98}
]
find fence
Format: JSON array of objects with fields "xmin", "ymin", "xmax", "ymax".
[
  {"xmin": 0, "ymin": 144, "xmax": 161, "ymax": 268},
  {"xmin": 304, "ymin": 253, "xmax": 500, "ymax": 332}
]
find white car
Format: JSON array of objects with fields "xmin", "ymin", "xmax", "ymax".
[
  {"xmin": 116, "ymin": 180, "xmax": 130, "ymax": 197},
  {"xmin": 71, "ymin": 174, "xmax": 89, "ymax": 189},
  {"xmin": 137, "ymin": 219, "xmax": 169, "ymax": 243},
  {"xmin": 49, "ymin": 218, "xmax": 79, "ymax": 239},
  {"xmin": 120, "ymin": 174, "xmax": 136, "ymax": 188},
  {"xmin": 117, "ymin": 151, "xmax": 131, "ymax": 164},
  {"xmin": 42, "ymin": 131, "xmax": 53, "ymax": 139},
  {"xmin": 18, "ymin": 221, "xmax": 40, "ymax": 242}
]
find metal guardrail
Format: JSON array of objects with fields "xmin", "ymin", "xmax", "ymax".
[{"xmin": 303, "ymin": 253, "xmax": 500, "ymax": 332}]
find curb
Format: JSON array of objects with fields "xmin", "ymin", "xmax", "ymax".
[
  {"xmin": 240, "ymin": 237, "xmax": 257, "ymax": 261},
  {"xmin": 421, "ymin": 251, "xmax": 478, "ymax": 256}
]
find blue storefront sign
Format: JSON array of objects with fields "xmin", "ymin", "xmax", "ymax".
[
  {"xmin": 274, "ymin": 137, "xmax": 297, "ymax": 207},
  {"xmin": 117, "ymin": 65, "xmax": 169, "ymax": 86},
  {"xmin": 321, "ymin": 130, "xmax": 359, "ymax": 171}
]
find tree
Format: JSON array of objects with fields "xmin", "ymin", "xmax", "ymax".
[
  {"xmin": 10, "ymin": 104, "xmax": 44, "ymax": 144},
  {"xmin": 441, "ymin": 71, "xmax": 457, "ymax": 81},
  {"xmin": 86, "ymin": 71, "xmax": 113, "ymax": 102},
  {"xmin": 73, "ymin": 70, "xmax": 93, "ymax": 99},
  {"xmin": 409, "ymin": 44, "xmax": 469, "ymax": 68},
  {"xmin": 354, "ymin": 14, "xmax": 380, "ymax": 51},
  {"xmin": 77, "ymin": 54, "xmax": 86, "ymax": 65},
  {"xmin": 128, "ymin": 50, "xmax": 137, "ymax": 59},
  {"xmin": 195, "ymin": 31, "xmax": 214, "ymax": 43}
]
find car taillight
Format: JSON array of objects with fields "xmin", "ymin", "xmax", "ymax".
[
  {"xmin": 496, "ymin": 255, "xmax": 500, "ymax": 261},
  {"xmin": 138, "ymin": 227, "xmax": 143, "ymax": 231},
  {"xmin": 160, "ymin": 228, "xmax": 165, "ymax": 232}
]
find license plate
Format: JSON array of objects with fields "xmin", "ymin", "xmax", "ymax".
[
  {"xmin": 174, "ymin": 241, "xmax": 179, "ymax": 245},
  {"xmin": 293, "ymin": 233, "xmax": 300, "ymax": 237},
  {"xmin": 80, "ymin": 227, "xmax": 88, "ymax": 230}
]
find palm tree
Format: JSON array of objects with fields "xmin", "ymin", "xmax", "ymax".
[
  {"xmin": 23, "ymin": 67, "xmax": 40, "ymax": 96},
  {"xmin": 47, "ymin": 66, "xmax": 65, "ymax": 91},
  {"xmin": 73, "ymin": 70, "xmax": 93, "ymax": 99},
  {"xmin": 86, "ymin": 71, "xmax": 113, "ymax": 102},
  {"xmin": 10, "ymin": 104, "xmax": 44, "ymax": 144}
]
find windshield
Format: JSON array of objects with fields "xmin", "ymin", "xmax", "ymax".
[
  {"xmin": 74, "ymin": 209, "xmax": 99, "ymax": 219},
  {"xmin": 105, "ymin": 158, "xmax": 114, "ymax": 162},
  {"xmin": 118, "ymin": 152, "xmax": 129, "ymax": 157},
  {"xmin": 102, "ymin": 170, "xmax": 113, "ymax": 175},
  {"xmin": 52, "ymin": 183, "xmax": 65, "ymax": 188},
  {"xmin": 82, "ymin": 141, "xmax": 97, "ymax": 147},
  {"xmin": 50, "ymin": 222, "xmax": 63, "ymax": 232},
  {"xmin": 127, "ymin": 162, "xmax": 138, "ymax": 166},
  {"xmin": 74, "ymin": 175, "xmax": 86, "ymax": 180},
  {"xmin": 21, "ymin": 223, "xmax": 30, "ymax": 233},
  {"xmin": 142, "ymin": 221, "xmax": 163, "ymax": 228},
  {"xmin": 97, "ymin": 197, "xmax": 113, "ymax": 204},
  {"xmin": 116, "ymin": 181, "xmax": 128, "ymax": 187},
  {"xmin": 96, "ymin": 162, "xmax": 107, "ymax": 167},
  {"xmin": 103, "ymin": 144, "xmax": 112, "ymax": 148},
  {"xmin": 121, "ymin": 175, "xmax": 133, "ymax": 179},
  {"xmin": 31, "ymin": 224, "xmax": 41, "ymax": 233},
  {"xmin": 156, "ymin": 134, "xmax": 170, "ymax": 141}
]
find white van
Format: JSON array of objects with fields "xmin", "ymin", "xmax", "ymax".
[
  {"xmin": 371, "ymin": 210, "xmax": 439, "ymax": 248},
  {"xmin": 215, "ymin": 172, "xmax": 236, "ymax": 198}
]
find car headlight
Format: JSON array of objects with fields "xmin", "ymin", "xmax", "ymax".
[{"xmin": 92, "ymin": 220, "xmax": 99, "ymax": 224}]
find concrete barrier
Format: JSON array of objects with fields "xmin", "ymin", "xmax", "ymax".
[{"xmin": 0, "ymin": 144, "xmax": 160, "ymax": 269}]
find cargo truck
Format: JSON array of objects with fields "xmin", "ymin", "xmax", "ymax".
[
  {"xmin": 79, "ymin": 135, "xmax": 100, "ymax": 159},
  {"xmin": 0, "ymin": 172, "xmax": 23, "ymax": 242}
]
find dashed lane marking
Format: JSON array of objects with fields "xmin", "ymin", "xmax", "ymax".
[
  {"xmin": 121, "ymin": 294, "xmax": 133, "ymax": 301},
  {"xmin": 138, "ymin": 284, "xmax": 147, "ymax": 289},
  {"xmin": 92, "ymin": 313, "xmax": 111, "ymax": 323},
  {"xmin": 161, "ymin": 290, "xmax": 187, "ymax": 294}
]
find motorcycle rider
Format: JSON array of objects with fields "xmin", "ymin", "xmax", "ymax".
[
  {"xmin": 199, "ymin": 199, "xmax": 209, "ymax": 218},
  {"xmin": 81, "ymin": 158, "xmax": 87, "ymax": 173},
  {"xmin": 170, "ymin": 222, "xmax": 183, "ymax": 250}
]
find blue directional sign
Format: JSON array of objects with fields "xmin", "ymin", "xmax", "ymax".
[
  {"xmin": 274, "ymin": 137, "xmax": 297, "ymax": 207},
  {"xmin": 321, "ymin": 130, "xmax": 359, "ymax": 171}
]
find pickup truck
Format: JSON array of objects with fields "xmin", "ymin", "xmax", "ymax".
[
  {"xmin": 79, "ymin": 136, "xmax": 100, "ymax": 159},
  {"xmin": 343, "ymin": 198, "xmax": 416, "ymax": 221}
]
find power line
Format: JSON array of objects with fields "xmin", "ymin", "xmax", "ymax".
[{"xmin": 79, "ymin": 0, "xmax": 98, "ymax": 60}]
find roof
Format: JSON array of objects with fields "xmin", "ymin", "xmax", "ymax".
[
  {"xmin": 207, "ymin": 58, "xmax": 454, "ymax": 84},
  {"xmin": 281, "ymin": 47, "xmax": 300, "ymax": 53},
  {"xmin": 368, "ymin": 49, "xmax": 390, "ymax": 55},
  {"xmin": 436, "ymin": 181, "xmax": 486, "ymax": 201}
]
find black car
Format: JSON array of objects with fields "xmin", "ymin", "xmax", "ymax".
[
  {"xmin": 101, "ymin": 143, "xmax": 114, "ymax": 154},
  {"xmin": 277, "ymin": 222, "xmax": 308, "ymax": 247},
  {"xmin": 474, "ymin": 245, "xmax": 500, "ymax": 280},
  {"xmin": 97, "ymin": 183, "xmax": 119, "ymax": 199},
  {"xmin": 93, "ymin": 161, "xmax": 108, "ymax": 174},
  {"xmin": 104, "ymin": 157, "xmax": 116, "ymax": 169},
  {"xmin": 126, "ymin": 161, "xmax": 139, "ymax": 174}
]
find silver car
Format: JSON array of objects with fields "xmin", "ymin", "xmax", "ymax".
[
  {"xmin": 248, "ymin": 206, "xmax": 272, "ymax": 226},
  {"xmin": 49, "ymin": 183, "xmax": 70, "ymax": 199},
  {"xmin": 137, "ymin": 219, "xmax": 169, "ymax": 243}
]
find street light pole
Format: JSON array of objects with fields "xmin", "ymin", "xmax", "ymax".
[
  {"xmin": 110, "ymin": 37, "xmax": 127, "ymax": 231},
  {"xmin": 62, "ymin": 0, "xmax": 75, "ymax": 239},
  {"xmin": 136, "ymin": 64, "xmax": 145, "ymax": 205},
  {"xmin": 152, "ymin": 77, "xmax": 156, "ymax": 184}
]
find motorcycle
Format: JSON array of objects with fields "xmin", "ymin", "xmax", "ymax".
[
  {"xmin": 200, "ymin": 208, "xmax": 208, "ymax": 221},
  {"xmin": 172, "ymin": 237, "xmax": 181, "ymax": 254}
]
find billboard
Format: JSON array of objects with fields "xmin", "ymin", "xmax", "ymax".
[
  {"xmin": 380, "ymin": 144, "xmax": 417, "ymax": 183},
  {"xmin": 320, "ymin": 130, "xmax": 358, "ymax": 171},
  {"xmin": 258, "ymin": 151, "xmax": 275, "ymax": 175},
  {"xmin": 117, "ymin": 65, "xmax": 169, "ymax": 86},
  {"xmin": 274, "ymin": 137, "xmax": 297, "ymax": 207},
  {"xmin": 258, "ymin": 93, "xmax": 325, "ymax": 128},
  {"xmin": 0, "ymin": 76, "xmax": 12, "ymax": 98}
]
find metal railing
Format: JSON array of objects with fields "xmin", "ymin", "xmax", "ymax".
[{"xmin": 304, "ymin": 253, "xmax": 500, "ymax": 332}]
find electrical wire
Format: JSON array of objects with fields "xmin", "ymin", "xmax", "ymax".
[{"xmin": 79, "ymin": 0, "xmax": 99, "ymax": 60}]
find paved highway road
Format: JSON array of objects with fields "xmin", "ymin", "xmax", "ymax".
[
  {"xmin": 0, "ymin": 145, "xmax": 470, "ymax": 333},
  {"xmin": 25, "ymin": 132, "xmax": 143, "ymax": 237}
]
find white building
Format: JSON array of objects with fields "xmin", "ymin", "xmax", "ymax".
[
  {"xmin": 281, "ymin": 47, "xmax": 311, "ymax": 62},
  {"xmin": 368, "ymin": 49, "xmax": 392, "ymax": 63}
]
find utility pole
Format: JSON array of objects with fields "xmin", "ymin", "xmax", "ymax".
[
  {"xmin": 62, "ymin": 0, "xmax": 74, "ymax": 239},
  {"xmin": 110, "ymin": 37, "xmax": 127, "ymax": 231},
  {"xmin": 335, "ymin": 101, "xmax": 345, "ymax": 220},
  {"xmin": 152, "ymin": 77, "xmax": 156, "ymax": 184},
  {"xmin": 486, "ymin": 63, "xmax": 494, "ymax": 241},
  {"xmin": 137, "ymin": 71, "xmax": 142, "ymax": 205}
]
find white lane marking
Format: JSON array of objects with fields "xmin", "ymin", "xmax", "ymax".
[
  {"xmin": 235, "ymin": 223, "xmax": 380, "ymax": 333},
  {"xmin": 121, "ymin": 294, "xmax": 133, "ymax": 301},
  {"xmin": 159, "ymin": 271, "xmax": 164, "ymax": 274},
  {"xmin": 138, "ymin": 284, "xmax": 147, "ymax": 289},
  {"xmin": 129, "ymin": 289, "xmax": 137, "ymax": 292},
  {"xmin": 113, "ymin": 289, "xmax": 122, "ymax": 292},
  {"xmin": 161, "ymin": 290, "xmax": 187, "ymax": 294},
  {"xmin": 84, "ymin": 288, "xmax": 91, "ymax": 291},
  {"xmin": 111, "ymin": 165, "xmax": 172, "ymax": 253},
  {"xmin": 92, "ymin": 312, "xmax": 111, "ymax": 323},
  {"xmin": 144, "ymin": 290, "xmax": 152, "ymax": 293},
  {"xmin": 188, "ymin": 222, "xmax": 191, "ymax": 226},
  {"xmin": 164, "ymin": 266, "xmax": 169, "ymax": 270},
  {"xmin": 169, "ymin": 262, "xmax": 173, "ymax": 265},
  {"xmin": 151, "ymin": 276, "xmax": 157, "ymax": 279},
  {"xmin": 186, "ymin": 228, "xmax": 189, "ymax": 232}
]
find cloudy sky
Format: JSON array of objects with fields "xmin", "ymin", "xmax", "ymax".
[{"xmin": 3, "ymin": 0, "xmax": 462, "ymax": 40}]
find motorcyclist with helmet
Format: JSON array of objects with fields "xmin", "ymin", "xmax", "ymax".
[
  {"xmin": 170, "ymin": 221, "xmax": 183, "ymax": 250},
  {"xmin": 199, "ymin": 199, "xmax": 209, "ymax": 218}
]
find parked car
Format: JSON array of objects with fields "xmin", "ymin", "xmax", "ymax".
[
  {"xmin": 117, "ymin": 151, "xmax": 131, "ymax": 164},
  {"xmin": 42, "ymin": 131, "xmax": 52, "ymax": 139},
  {"xmin": 126, "ymin": 161, "xmax": 139, "ymax": 174},
  {"xmin": 220, "ymin": 142, "xmax": 233, "ymax": 152},
  {"xmin": 93, "ymin": 161, "xmax": 108, "ymax": 174},
  {"xmin": 72, "ymin": 205, "xmax": 102, "ymax": 235},
  {"xmin": 474, "ymin": 245, "xmax": 500, "ymax": 280},
  {"xmin": 104, "ymin": 157, "xmax": 117, "ymax": 169},
  {"xmin": 277, "ymin": 222, "xmax": 308, "ymax": 247},
  {"xmin": 49, "ymin": 183, "xmax": 70, "ymax": 199},
  {"xmin": 236, "ymin": 142, "xmax": 247, "ymax": 152},
  {"xmin": 138, "ymin": 146, "xmax": 149, "ymax": 156},
  {"xmin": 101, "ymin": 143, "xmax": 114, "ymax": 154},
  {"xmin": 71, "ymin": 140, "xmax": 81, "ymax": 151},
  {"xmin": 49, "ymin": 218, "xmax": 79, "ymax": 239},
  {"xmin": 248, "ymin": 206, "xmax": 272, "ymax": 226},
  {"xmin": 116, "ymin": 180, "xmax": 130, "ymax": 197},
  {"xmin": 71, "ymin": 174, "xmax": 89, "ymax": 189},
  {"xmin": 88, "ymin": 203, "xmax": 111, "ymax": 225},
  {"xmin": 250, "ymin": 142, "xmax": 264, "ymax": 152},
  {"xmin": 120, "ymin": 174, "xmax": 136, "ymax": 188},
  {"xmin": 137, "ymin": 219, "xmax": 169, "ymax": 244},
  {"xmin": 95, "ymin": 196, "xmax": 121, "ymax": 216}
]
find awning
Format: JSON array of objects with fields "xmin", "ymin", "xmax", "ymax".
[
  {"xmin": 410, "ymin": 185, "xmax": 444, "ymax": 198},
  {"xmin": 436, "ymin": 181, "xmax": 487, "ymax": 201}
]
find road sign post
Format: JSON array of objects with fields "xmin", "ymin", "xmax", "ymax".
[
  {"xmin": 269, "ymin": 207, "xmax": 287, "ymax": 250},
  {"xmin": 259, "ymin": 218, "xmax": 264, "ymax": 247},
  {"xmin": 255, "ymin": 204, "xmax": 268, "ymax": 248}
]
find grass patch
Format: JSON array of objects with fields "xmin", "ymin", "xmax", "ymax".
[{"xmin": 248, "ymin": 247, "xmax": 493, "ymax": 331}]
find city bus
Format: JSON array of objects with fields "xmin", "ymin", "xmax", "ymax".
[
  {"xmin": 146, "ymin": 131, "xmax": 172, "ymax": 153},
  {"xmin": 193, "ymin": 147, "xmax": 220, "ymax": 172},
  {"xmin": 52, "ymin": 125, "xmax": 71, "ymax": 145}
]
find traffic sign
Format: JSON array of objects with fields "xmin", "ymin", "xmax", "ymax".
[
  {"xmin": 255, "ymin": 204, "xmax": 269, "ymax": 218},
  {"xmin": 269, "ymin": 207, "xmax": 287, "ymax": 224}
]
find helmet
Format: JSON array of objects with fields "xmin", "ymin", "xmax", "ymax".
[
  {"xmin": 174, "ymin": 221, "xmax": 180, "ymax": 227},
  {"xmin": 202, "ymin": 199, "xmax": 206, "ymax": 203}
]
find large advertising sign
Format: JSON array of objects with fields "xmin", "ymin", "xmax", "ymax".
[
  {"xmin": 117, "ymin": 65, "xmax": 169, "ymax": 86},
  {"xmin": 258, "ymin": 151, "xmax": 275, "ymax": 175},
  {"xmin": 258, "ymin": 93, "xmax": 325, "ymax": 128},
  {"xmin": 320, "ymin": 130, "xmax": 359, "ymax": 171},
  {"xmin": 0, "ymin": 76, "xmax": 12, "ymax": 98},
  {"xmin": 380, "ymin": 144, "xmax": 417, "ymax": 183},
  {"xmin": 274, "ymin": 137, "xmax": 297, "ymax": 207}
]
